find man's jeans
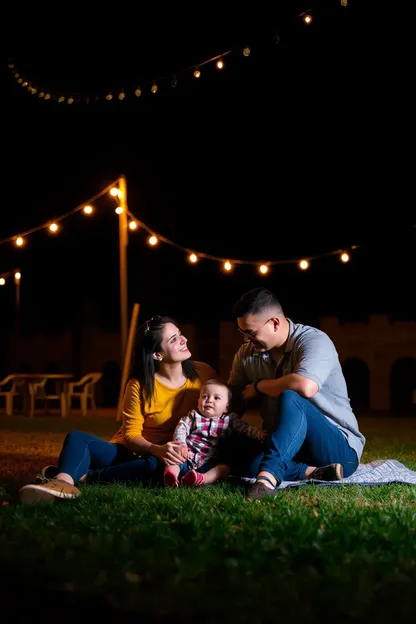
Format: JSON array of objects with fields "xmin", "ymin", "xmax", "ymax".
[{"xmin": 229, "ymin": 390, "xmax": 359, "ymax": 483}]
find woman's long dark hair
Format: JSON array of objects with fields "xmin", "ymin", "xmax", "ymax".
[{"xmin": 131, "ymin": 316, "xmax": 198, "ymax": 406}]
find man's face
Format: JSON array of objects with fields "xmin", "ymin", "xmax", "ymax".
[{"xmin": 237, "ymin": 314, "xmax": 279, "ymax": 352}]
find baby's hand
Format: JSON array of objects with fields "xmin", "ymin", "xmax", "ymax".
[{"xmin": 180, "ymin": 445, "xmax": 189, "ymax": 459}]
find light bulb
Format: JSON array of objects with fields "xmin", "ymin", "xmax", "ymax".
[
  {"xmin": 15, "ymin": 272, "xmax": 21, "ymax": 280},
  {"xmin": 340, "ymin": 0, "xmax": 348, "ymax": 6},
  {"xmin": 148, "ymin": 236, "xmax": 158, "ymax": 246},
  {"xmin": 58, "ymin": 96, "xmax": 65, "ymax": 103},
  {"xmin": 110, "ymin": 188, "xmax": 119, "ymax": 197},
  {"xmin": 15, "ymin": 237, "xmax": 24, "ymax": 247},
  {"xmin": 303, "ymin": 14, "xmax": 312, "ymax": 24},
  {"xmin": 83, "ymin": 205, "xmax": 93, "ymax": 215},
  {"xmin": 118, "ymin": 92, "xmax": 125, "ymax": 100},
  {"xmin": 105, "ymin": 94, "xmax": 113, "ymax": 101},
  {"xmin": 67, "ymin": 97, "xmax": 74, "ymax": 104},
  {"xmin": 0, "ymin": 278, "xmax": 5, "ymax": 286},
  {"xmin": 299, "ymin": 259, "xmax": 310, "ymax": 270},
  {"xmin": 49, "ymin": 223, "xmax": 59, "ymax": 233},
  {"xmin": 151, "ymin": 84, "xmax": 158, "ymax": 94},
  {"xmin": 243, "ymin": 46, "xmax": 251, "ymax": 57},
  {"xmin": 216, "ymin": 60, "xmax": 224, "ymax": 70},
  {"xmin": 224, "ymin": 261, "xmax": 232, "ymax": 271},
  {"xmin": 129, "ymin": 221, "xmax": 138, "ymax": 231},
  {"xmin": 189, "ymin": 253, "xmax": 198, "ymax": 263},
  {"xmin": 115, "ymin": 207, "xmax": 124, "ymax": 215},
  {"xmin": 44, "ymin": 94, "xmax": 51, "ymax": 100},
  {"xmin": 340, "ymin": 252, "xmax": 350, "ymax": 263},
  {"xmin": 135, "ymin": 88, "xmax": 142, "ymax": 97},
  {"xmin": 259, "ymin": 264, "xmax": 269, "ymax": 274},
  {"xmin": 193, "ymin": 69, "xmax": 201, "ymax": 78}
]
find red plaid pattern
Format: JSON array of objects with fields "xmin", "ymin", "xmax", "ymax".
[{"xmin": 173, "ymin": 409, "xmax": 266, "ymax": 469}]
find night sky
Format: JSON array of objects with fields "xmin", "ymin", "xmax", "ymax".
[{"xmin": 3, "ymin": 1, "xmax": 415, "ymax": 343}]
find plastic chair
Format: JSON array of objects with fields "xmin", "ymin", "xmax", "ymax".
[
  {"xmin": 67, "ymin": 373, "xmax": 102, "ymax": 416},
  {"xmin": 28, "ymin": 378, "xmax": 68, "ymax": 418},
  {"xmin": 0, "ymin": 375, "xmax": 25, "ymax": 416}
]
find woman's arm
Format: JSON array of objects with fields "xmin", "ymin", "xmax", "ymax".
[{"xmin": 121, "ymin": 380, "xmax": 185, "ymax": 465}]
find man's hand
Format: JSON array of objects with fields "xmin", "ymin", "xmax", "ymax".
[{"xmin": 243, "ymin": 383, "xmax": 257, "ymax": 401}]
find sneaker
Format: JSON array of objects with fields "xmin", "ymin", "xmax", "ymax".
[
  {"xmin": 247, "ymin": 477, "xmax": 279, "ymax": 500},
  {"xmin": 19, "ymin": 479, "xmax": 81, "ymax": 505},
  {"xmin": 307, "ymin": 463, "xmax": 343, "ymax": 481},
  {"xmin": 32, "ymin": 465, "xmax": 59, "ymax": 484}
]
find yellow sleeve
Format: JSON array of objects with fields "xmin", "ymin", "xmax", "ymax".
[{"xmin": 121, "ymin": 379, "xmax": 144, "ymax": 443}]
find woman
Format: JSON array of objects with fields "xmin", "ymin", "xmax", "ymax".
[{"xmin": 19, "ymin": 316, "xmax": 216, "ymax": 504}]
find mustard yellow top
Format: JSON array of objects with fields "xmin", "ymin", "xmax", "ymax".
[{"xmin": 111, "ymin": 361, "xmax": 216, "ymax": 446}]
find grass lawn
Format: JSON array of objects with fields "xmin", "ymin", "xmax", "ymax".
[{"xmin": 1, "ymin": 415, "xmax": 415, "ymax": 623}]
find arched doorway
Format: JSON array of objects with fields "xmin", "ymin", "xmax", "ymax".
[
  {"xmin": 342, "ymin": 358, "xmax": 370, "ymax": 411},
  {"xmin": 390, "ymin": 357, "xmax": 416, "ymax": 411}
]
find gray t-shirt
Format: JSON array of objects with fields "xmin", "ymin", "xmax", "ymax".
[{"xmin": 228, "ymin": 318, "xmax": 365, "ymax": 460}]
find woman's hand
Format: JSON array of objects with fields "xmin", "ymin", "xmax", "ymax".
[{"xmin": 154, "ymin": 441, "xmax": 186, "ymax": 466}]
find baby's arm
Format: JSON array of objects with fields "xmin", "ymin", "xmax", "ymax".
[
  {"xmin": 230, "ymin": 414, "xmax": 267, "ymax": 441},
  {"xmin": 172, "ymin": 411, "xmax": 196, "ymax": 457}
]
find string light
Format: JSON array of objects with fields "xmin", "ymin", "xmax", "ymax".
[
  {"xmin": 9, "ymin": 4, "xmax": 335, "ymax": 105},
  {"xmin": 0, "ymin": 278, "xmax": 5, "ymax": 286},
  {"xmin": 1, "ymin": 178, "xmax": 361, "ymax": 284},
  {"xmin": 341, "ymin": 0, "xmax": 348, "ymax": 6}
]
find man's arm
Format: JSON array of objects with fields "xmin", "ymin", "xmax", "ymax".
[
  {"xmin": 227, "ymin": 348, "xmax": 249, "ymax": 414},
  {"xmin": 246, "ymin": 332, "xmax": 337, "ymax": 400}
]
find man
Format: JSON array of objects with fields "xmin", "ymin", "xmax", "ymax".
[{"xmin": 228, "ymin": 288, "xmax": 365, "ymax": 500}]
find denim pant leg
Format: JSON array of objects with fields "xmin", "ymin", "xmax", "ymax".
[
  {"xmin": 259, "ymin": 390, "xmax": 359, "ymax": 484},
  {"xmin": 87, "ymin": 454, "xmax": 165, "ymax": 485},
  {"xmin": 58, "ymin": 430, "xmax": 133, "ymax": 483}
]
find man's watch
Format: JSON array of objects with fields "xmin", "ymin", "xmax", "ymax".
[{"xmin": 253, "ymin": 379, "xmax": 264, "ymax": 395}]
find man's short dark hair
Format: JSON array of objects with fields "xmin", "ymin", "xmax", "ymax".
[{"xmin": 232, "ymin": 288, "xmax": 283, "ymax": 317}]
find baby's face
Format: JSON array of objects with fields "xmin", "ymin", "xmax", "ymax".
[{"xmin": 198, "ymin": 383, "xmax": 229, "ymax": 419}]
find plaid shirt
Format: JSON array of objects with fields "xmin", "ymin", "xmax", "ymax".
[{"xmin": 173, "ymin": 409, "xmax": 267, "ymax": 469}]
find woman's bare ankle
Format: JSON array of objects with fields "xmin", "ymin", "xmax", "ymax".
[{"xmin": 56, "ymin": 473, "xmax": 74, "ymax": 486}]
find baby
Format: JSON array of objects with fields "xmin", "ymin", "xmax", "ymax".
[{"xmin": 164, "ymin": 378, "xmax": 267, "ymax": 487}]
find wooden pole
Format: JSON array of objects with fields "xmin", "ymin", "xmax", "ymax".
[
  {"xmin": 118, "ymin": 175, "xmax": 129, "ymax": 366},
  {"xmin": 116, "ymin": 303, "xmax": 140, "ymax": 421}
]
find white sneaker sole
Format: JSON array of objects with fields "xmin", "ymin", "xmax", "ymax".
[{"xmin": 19, "ymin": 484, "xmax": 79, "ymax": 505}]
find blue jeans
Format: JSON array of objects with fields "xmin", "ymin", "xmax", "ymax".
[
  {"xmin": 228, "ymin": 390, "xmax": 359, "ymax": 484},
  {"xmin": 58, "ymin": 430, "xmax": 141, "ymax": 484}
]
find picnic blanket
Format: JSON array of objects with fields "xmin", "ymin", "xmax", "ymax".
[{"xmin": 241, "ymin": 460, "xmax": 416, "ymax": 489}]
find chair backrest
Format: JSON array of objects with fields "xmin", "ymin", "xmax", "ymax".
[{"xmin": 79, "ymin": 373, "xmax": 102, "ymax": 386}]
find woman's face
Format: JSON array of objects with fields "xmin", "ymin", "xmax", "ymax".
[{"xmin": 156, "ymin": 322, "xmax": 191, "ymax": 363}]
